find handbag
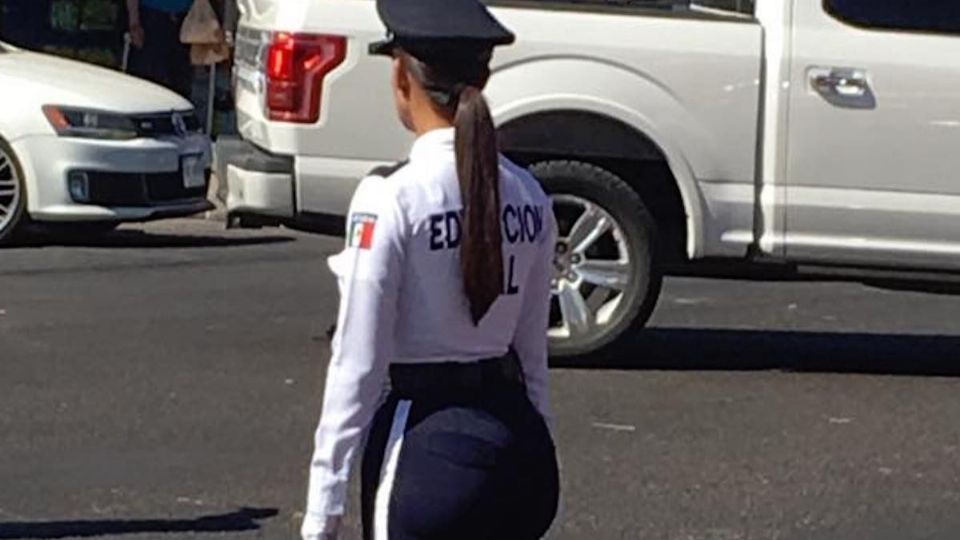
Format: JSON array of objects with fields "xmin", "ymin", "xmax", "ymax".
[
  {"xmin": 180, "ymin": 0, "xmax": 222, "ymax": 45},
  {"xmin": 180, "ymin": 0, "xmax": 231, "ymax": 65}
]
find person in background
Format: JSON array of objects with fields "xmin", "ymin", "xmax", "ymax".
[
  {"xmin": 221, "ymin": 0, "xmax": 238, "ymax": 37},
  {"xmin": 190, "ymin": 0, "xmax": 237, "ymax": 136},
  {"xmin": 125, "ymin": 0, "xmax": 193, "ymax": 98}
]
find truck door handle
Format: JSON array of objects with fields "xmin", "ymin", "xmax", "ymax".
[{"xmin": 808, "ymin": 67, "xmax": 875, "ymax": 109}]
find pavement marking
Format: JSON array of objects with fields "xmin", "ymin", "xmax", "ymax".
[
  {"xmin": 591, "ymin": 422, "xmax": 637, "ymax": 432},
  {"xmin": 673, "ymin": 297, "xmax": 709, "ymax": 306}
]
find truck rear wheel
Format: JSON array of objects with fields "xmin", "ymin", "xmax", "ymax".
[{"xmin": 530, "ymin": 161, "xmax": 663, "ymax": 359}]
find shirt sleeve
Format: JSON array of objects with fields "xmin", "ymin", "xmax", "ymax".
[
  {"xmin": 511, "ymin": 210, "xmax": 558, "ymax": 425},
  {"xmin": 302, "ymin": 177, "xmax": 407, "ymax": 539}
]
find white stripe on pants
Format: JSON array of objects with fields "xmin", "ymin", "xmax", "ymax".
[{"xmin": 374, "ymin": 400, "xmax": 412, "ymax": 540}]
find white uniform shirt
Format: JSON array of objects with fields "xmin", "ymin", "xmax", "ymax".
[{"xmin": 302, "ymin": 128, "xmax": 556, "ymax": 538}]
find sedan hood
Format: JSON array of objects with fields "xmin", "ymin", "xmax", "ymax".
[{"xmin": 0, "ymin": 50, "xmax": 193, "ymax": 114}]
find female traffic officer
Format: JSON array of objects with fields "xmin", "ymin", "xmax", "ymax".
[{"xmin": 301, "ymin": 0, "xmax": 560, "ymax": 538}]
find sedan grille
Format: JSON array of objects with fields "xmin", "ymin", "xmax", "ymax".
[{"xmin": 132, "ymin": 112, "xmax": 201, "ymax": 138}]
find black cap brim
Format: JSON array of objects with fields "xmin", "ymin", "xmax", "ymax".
[{"xmin": 369, "ymin": 37, "xmax": 397, "ymax": 56}]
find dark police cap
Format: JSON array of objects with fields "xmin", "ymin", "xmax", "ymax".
[{"xmin": 369, "ymin": 0, "xmax": 515, "ymax": 59}]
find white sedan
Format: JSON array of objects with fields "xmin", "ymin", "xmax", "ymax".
[{"xmin": 0, "ymin": 41, "xmax": 212, "ymax": 243}]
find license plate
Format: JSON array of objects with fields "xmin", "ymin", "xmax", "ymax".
[{"xmin": 182, "ymin": 154, "xmax": 206, "ymax": 189}]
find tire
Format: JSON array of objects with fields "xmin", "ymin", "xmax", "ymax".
[
  {"xmin": 530, "ymin": 160, "xmax": 663, "ymax": 359},
  {"xmin": 0, "ymin": 137, "xmax": 27, "ymax": 245}
]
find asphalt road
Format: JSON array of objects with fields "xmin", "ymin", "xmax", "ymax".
[{"xmin": 4, "ymin": 220, "xmax": 960, "ymax": 540}]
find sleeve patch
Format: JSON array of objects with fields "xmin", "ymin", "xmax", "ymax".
[{"xmin": 348, "ymin": 213, "xmax": 378, "ymax": 249}]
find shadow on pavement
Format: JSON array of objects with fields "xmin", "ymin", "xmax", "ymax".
[
  {"xmin": 861, "ymin": 279, "xmax": 960, "ymax": 296},
  {"xmin": 556, "ymin": 328, "xmax": 960, "ymax": 376},
  {"xmin": 669, "ymin": 261, "xmax": 960, "ymax": 297},
  {"xmin": 10, "ymin": 229, "xmax": 295, "ymax": 249},
  {"xmin": 0, "ymin": 507, "xmax": 278, "ymax": 539}
]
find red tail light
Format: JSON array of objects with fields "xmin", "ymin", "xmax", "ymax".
[{"xmin": 265, "ymin": 33, "xmax": 347, "ymax": 124}]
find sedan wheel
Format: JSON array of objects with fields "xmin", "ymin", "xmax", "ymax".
[{"xmin": 0, "ymin": 138, "xmax": 26, "ymax": 244}]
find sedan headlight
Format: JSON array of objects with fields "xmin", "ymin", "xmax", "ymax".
[{"xmin": 42, "ymin": 106, "xmax": 139, "ymax": 140}]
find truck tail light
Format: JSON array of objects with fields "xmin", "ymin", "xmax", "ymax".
[{"xmin": 265, "ymin": 33, "xmax": 346, "ymax": 124}]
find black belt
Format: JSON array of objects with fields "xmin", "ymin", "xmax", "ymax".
[{"xmin": 389, "ymin": 351, "xmax": 525, "ymax": 400}]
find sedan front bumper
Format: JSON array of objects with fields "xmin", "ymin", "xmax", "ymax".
[{"xmin": 14, "ymin": 133, "xmax": 213, "ymax": 223}]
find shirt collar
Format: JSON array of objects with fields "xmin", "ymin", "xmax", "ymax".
[{"xmin": 409, "ymin": 127, "xmax": 455, "ymax": 162}]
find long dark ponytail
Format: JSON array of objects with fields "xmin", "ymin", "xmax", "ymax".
[
  {"xmin": 455, "ymin": 86, "xmax": 503, "ymax": 325},
  {"xmin": 405, "ymin": 52, "xmax": 503, "ymax": 325}
]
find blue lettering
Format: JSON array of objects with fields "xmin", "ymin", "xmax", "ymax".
[
  {"xmin": 445, "ymin": 211, "xmax": 461, "ymax": 249},
  {"xmin": 503, "ymin": 205, "xmax": 520, "ymax": 244},
  {"xmin": 505, "ymin": 254, "xmax": 520, "ymax": 295},
  {"xmin": 523, "ymin": 206, "xmax": 538, "ymax": 243},
  {"xmin": 429, "ymin": 214, "xmax": 444, "ymax": 251}
]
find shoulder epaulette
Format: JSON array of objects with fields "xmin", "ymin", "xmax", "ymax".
[{"xmin": 368, "ymin": 160, "xmax": 409, "ymax": 178}]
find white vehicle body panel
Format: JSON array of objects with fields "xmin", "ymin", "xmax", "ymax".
[
  {"xmin": 232, "ymin": 0, "xmax": 762, "ymax": 259},
  {"xmin": 0, "ymin": 49, "xmax": 192, "ymax": 140},
  {"xmin": 0, "ymin": 45, "xmax": 212, "ymax": 223},
  {"xmin": 226, "ymin": 164, "xmax": 295, "ymax": 218},
  {"xmin": 228, "ymin": 0, "xmax": 960, "ymax": 273},
  {"xmin": 14, "ymin": 134, "xmax": 211, "ymax": 221},
  {"xmin": 754, "ymin": 0, "xmax": 794, "ymax": 258},
  {"xmin": 783, "ymin": 2, "xmax": 960, "ymax": 269},
  {"xmin": 483, "ymin": 8, "xmax": 763, "ymax": 258}
]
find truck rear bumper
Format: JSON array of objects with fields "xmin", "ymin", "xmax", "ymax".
[{"xmin": 216, "ymin": 138, "xmax": 295, "ymax": 220}]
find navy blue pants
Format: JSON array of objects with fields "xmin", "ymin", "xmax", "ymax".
[{"xmin": 361, "ymin": 383, "xmax": 559, "ymax": 540}]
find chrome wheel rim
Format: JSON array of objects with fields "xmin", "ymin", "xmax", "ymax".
[
  {"xmin": 0, "ymin": 145, "xmax": 21, "ymax": 234},
  {"xmin": 549, "ymin": 194, "xmax": 636, "ymax": 347}
]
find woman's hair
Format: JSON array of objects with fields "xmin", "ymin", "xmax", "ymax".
[{"xmin": 404, "ymin": 50, "xmax": 503, "ymax": 325}]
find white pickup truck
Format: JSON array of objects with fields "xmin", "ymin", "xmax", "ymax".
[{"xmin": 218, "ymin": 0, "xmax": 960, "ymax": 357}]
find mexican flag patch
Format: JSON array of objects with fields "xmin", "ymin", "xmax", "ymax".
[{"xmin": 348, "ymin": 213, "xmax": 378, "ymax": 249}]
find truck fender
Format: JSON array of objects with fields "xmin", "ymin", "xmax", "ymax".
[{"xmin": 485, "ymin": 56, "xmax": 708, "ymax": 259}]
